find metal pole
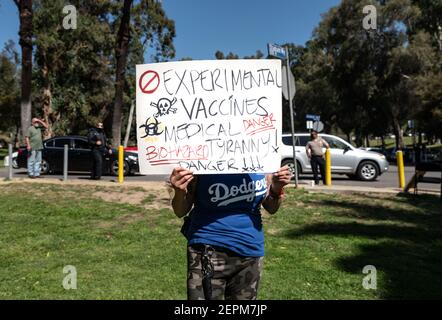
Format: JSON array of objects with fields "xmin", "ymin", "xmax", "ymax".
[
  {"xmin": 8, "ymin": 143, "xmax": 13, "ymax": 180},
  {"xmin": 413, "ymin": 123, "xmax": 417, "ymax": 192},
  {"xmin": 123, "ymin": 100, "xmax": 135, "ymax": 148},
  {"xmin": 63, "ymin": 144, "xmax": 68, "ymax": 181},
  {"xmin": 286, "ymin": 46, "xmax": 298, "ymax": 187}
]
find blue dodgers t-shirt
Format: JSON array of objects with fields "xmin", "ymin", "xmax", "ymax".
[{"xmin": 187, "ymin": 173, "xmax": 267, "ymax": 257}]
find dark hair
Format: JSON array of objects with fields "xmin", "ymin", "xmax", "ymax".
[{"xmin": 310, "ymin": 130, "xmax": 318, "ymax": 139}]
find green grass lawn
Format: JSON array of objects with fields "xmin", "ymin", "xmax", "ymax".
[
  {"xmin": 0, "ymin": 183, "xmax": 441, "ymax": 299},
  {"xmin": 368, "ymin": 136, "xmax": 441, "ymax": 149}
]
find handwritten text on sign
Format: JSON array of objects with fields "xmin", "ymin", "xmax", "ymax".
[{"xmin": 136, "ymin": 60, "xmax": 282, "ymax": 174}]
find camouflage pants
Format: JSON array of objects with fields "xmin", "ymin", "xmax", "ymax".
[{"xmin": 187, "ymin": 245, "xmax": 263, "ymax": 300}]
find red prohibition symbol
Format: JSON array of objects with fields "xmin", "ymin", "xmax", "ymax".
[{"xmin": 139, "ymin": 70, "xmax": 160, "ymax": 94}]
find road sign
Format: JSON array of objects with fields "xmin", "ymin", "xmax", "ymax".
[
  {"xmin": 282, "ymin": 65, "xmax": 296, "ymax": 101},
  {"xmin": 306, "ymin": 121, "xmax": 313, "ymax": 130},
  {"xmin": 313, "ymin": 121, "xmax": 324, "ymax": 132},
  {"xmin": 267, "ymin": 43, "xmax": 286, "ymax": 60},
  {"xmin": 306, "ymin": 114, "xmax": 320, "ymax": 121}
]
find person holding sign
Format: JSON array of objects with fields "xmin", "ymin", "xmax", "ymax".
[{"xmin": 170, "ymin": 166, "xmax": 291, "ymax": 300}]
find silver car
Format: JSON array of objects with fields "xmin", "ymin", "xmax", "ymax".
[{"xmin": 281, "ymin": 133, "xmax": 389, "ymax": 181}]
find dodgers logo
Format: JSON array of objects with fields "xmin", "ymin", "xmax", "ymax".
[{"xmin": 208, "ymin": 178, "xmax": 267, "ymax": 207}]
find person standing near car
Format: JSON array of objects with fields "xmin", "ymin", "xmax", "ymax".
[
  {"xmin": 306, "ymin": 130, "xmax": 330, "ymax": 185},
  {"xmin": 25, "ymin": 118, "xmax": 48, "ymax": 179},
  {"xmin": 88, "ymin": 122, "xmax": 111, "ymax": 180}
]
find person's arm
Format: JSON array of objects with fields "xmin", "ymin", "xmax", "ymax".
[
  {"xmin": 24, "ymin": 127, "xmax": 31, "ymax": 150},
  {"xmin": 25, "ymin": 136, "xmax": 31, "ymax": 151},
  {"xmin": 262, "ymin": 166, "xmax": 292, "ymax": 214},
  {"xmin": 104, "ymin": 135, "xmax": 112, "ymax": 154},
  {"xmin": 170, "ymin": 167, "xmax": 196, "ymax": 218},
  {"xmin": 322, "ymin": 138, "xmax": 330, "ymax": 149},
  {"xmin": 37, "ymin": 119, "xmax": 48, "ymax": 129},
  {"xmin": 306, "ymin": 142, "xmax": 311, "ymax": 159}
]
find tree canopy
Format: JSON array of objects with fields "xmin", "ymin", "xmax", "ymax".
[{"xmin": 1, "ymin": 0, "xmax": 440, "ymax": 148}]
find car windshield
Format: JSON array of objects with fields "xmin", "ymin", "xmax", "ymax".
[
  {"xmin": 282, "ymin": 135, "xmax": 309, "ymax": 146},
  {"xmin": 322, "ymin": 136, "xmax": 350, "ymax": 149}
]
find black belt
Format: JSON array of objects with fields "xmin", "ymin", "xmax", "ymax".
[{"xmin": 190, "ymin": 243, "xmax": 239, "ymax": 257}]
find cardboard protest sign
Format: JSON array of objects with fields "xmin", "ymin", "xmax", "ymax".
[{"xmin": 136, "ymin": 59, "xmax": 282, "ymax": 175}]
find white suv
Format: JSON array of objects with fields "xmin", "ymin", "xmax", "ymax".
[{"xmin": 281, "ymin": 133, "xmax": 389, "ymax": 181}]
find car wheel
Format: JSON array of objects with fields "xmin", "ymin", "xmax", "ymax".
[
  {"xmin": 111, "ymin": 160, "xmax": 130, "ymax": 176},
  {"xmin": 40, "ymin": 159, "xmax": 50, "ymax": 174},
  {"xmin": 357, "ymin": 161, "xmax": 379, "ymax": 181},
  {"xmin": 281, "ymin": 159, "xmax": 301, "ymax": 180},
  {"xmin": 12, "ymin": 157, "xmax": 19, "ymax": 169}
]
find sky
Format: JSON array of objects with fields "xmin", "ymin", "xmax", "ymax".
[{"xmin": 0, "ymin": 0, "xmax": 341, "ymax": 60}]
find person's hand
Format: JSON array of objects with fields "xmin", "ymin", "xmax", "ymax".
[
  {"xmin": 271, "ymin": 166, "xmax": 292, "ymax": 193},
  {"xmin": 96, "ymin": 140, "xmax": 102, "ymax": 146},
  {"xmin": 170, "ymin": 167, "xmax": 194, "ymax": 192},
  {"xmin": 26, "ymin": 145, "xmax": 31, "ymax": 151},
  {"xmin": 108, "ymin": 149, "xmax": 112, "ymax": 155}
]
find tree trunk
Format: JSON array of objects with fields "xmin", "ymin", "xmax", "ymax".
[
  {"xmin": 112, "ymin": 0, "xmax": 133, "ymax": 148},
  {"xmin": 16, "ymin": 0, "xmax": 33, "ymax": 142},
  {"xmin": 40, "ymin": 50, "xmax": 56, "ymax": 139},
  {"xmin": 392, "ymin": 117, "xmax": 404, "ymax": 150},
  {"xmin": 381, "ymin": 135, "xmax": 385, "ymax": 149}
]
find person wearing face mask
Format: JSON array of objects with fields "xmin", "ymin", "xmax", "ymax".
[
  {"xmin": 25, "ymin": 118, "xmax": 48, "ymax": 179},
  {"xmin": 88, "ymin": 122, "xmax": 111, "ymax": 180},
  {"xmin": 306, "ymin": 130, "xmax": 330, "ymax": 185}
]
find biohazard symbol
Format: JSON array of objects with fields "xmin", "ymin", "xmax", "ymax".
[{"xmin": 139, "ymin": 117, "xmax": 164, "ymax": 138}]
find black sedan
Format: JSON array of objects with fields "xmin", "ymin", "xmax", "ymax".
[{"xmin": 16, "ymin": 135, "xmax": 139, "ymax": 176}]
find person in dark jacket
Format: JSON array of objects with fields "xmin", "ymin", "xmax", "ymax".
[{"xmin": 88, "ymin": 122, "xmax": 111, "ymax": 180}]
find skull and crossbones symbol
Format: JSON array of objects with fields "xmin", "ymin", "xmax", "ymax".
[{"xmin": 150, "ymin": 97, "xmax": 177, "ymax": 117}]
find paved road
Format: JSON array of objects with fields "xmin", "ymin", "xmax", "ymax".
[
  {"xmin": 300, "ymin": 165, "xmax": 441, "ymax": 191},
  {"xmin": 1, "ymin": 164, "xmax": 440, "ymax": 191}
]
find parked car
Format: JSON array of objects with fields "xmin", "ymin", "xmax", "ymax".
[
  {"xmin": 3, "ymin": 152, "xmax": 19, "ymax": 168},
  {"xmin": 360, "ymin": 147, "xmax": 388, "ymax": 157},
  {"xmin": 16, "ymin": 135, "xmax": 139, "ymax": 176},
  {"xmin": 281, "ymin": 133, "xmax": 389, "ymax": 181},
  {"xmin": 385, "ymin": 147, "xmax": 416, "ymax": 164}
]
